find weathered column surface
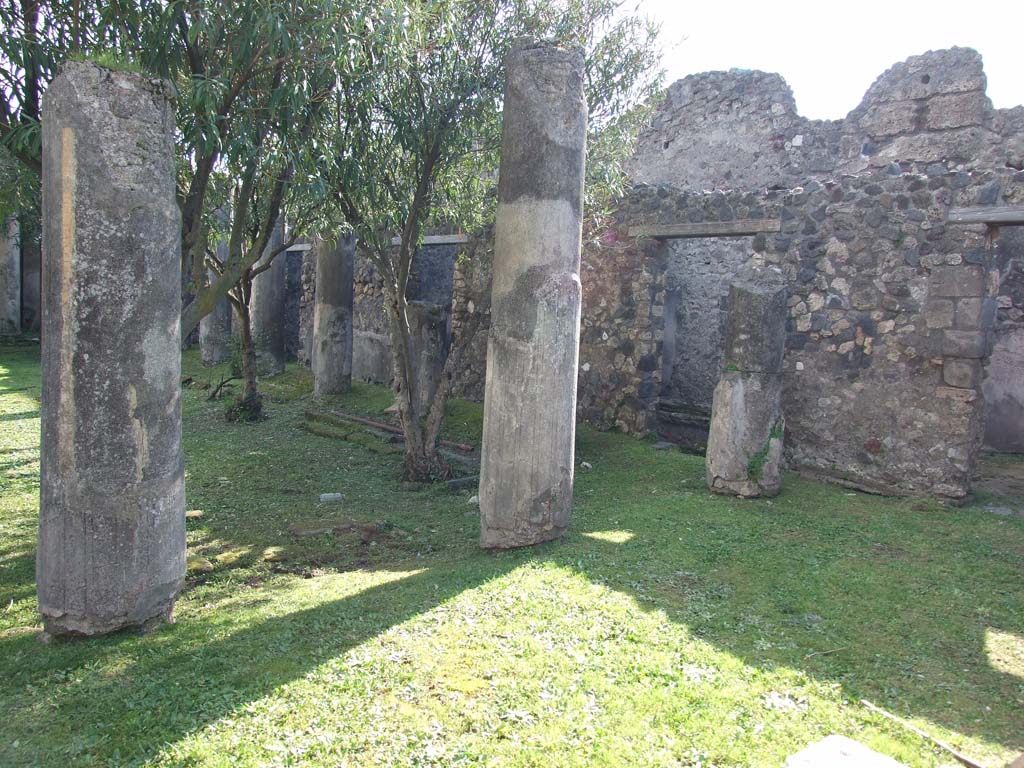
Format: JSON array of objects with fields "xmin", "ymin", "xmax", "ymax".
[
  {"xmin": 251, "ymin": 222, "xmax": 286, "ymax": 375},
  {"xmin": 0, "ymin": 217, "xmax": 19, "ymax": 334},
  {"xmin": 39, "ymin": 62, "xmax": 184, "ymax": 635},
  {"xmin": 479, "ymin": 41, "xmax": 587, "ymax": 548},
  {"xmin": 706, "ymin": 262, "xmax": 788, "ymax": 498},
  {"xmin": 313, "ymin": 234, "xmax": 354, "ymax": 395}
]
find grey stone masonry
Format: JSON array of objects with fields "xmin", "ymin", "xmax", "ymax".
[
  {"xmin": 706, "ymin": 263, "xmax": 788, "ymax": 497},
  {"xmin": 199, "ymin": 263, "xmax": 231, "ymax": 365},
  {"xmin": 313, "ymin": 234, "xmax": 354, "ymax": 396},
  {"xmin": 0, "ymin": 217, "xmax": 19, "ymax": 333},
  {"xmin": 251, "ymin": 222, "xmax": 286, "ymax": 374},
  {"xmin": 479, "ymin": 40, "xmax": 587, "ymax": 548},
  {"xmin": 38, "ymin": 62, "xmax": 185, "ymax": 636},
  {"xmin": 406, "ymin": 300, "xmax": 448, "ymax": 421}
]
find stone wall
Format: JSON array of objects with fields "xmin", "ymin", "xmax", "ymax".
[
  {"xmin": 352, "ymin": 253, "xmax": 392, "ymax": 383},
  {"xmin": 985, "ymin": 180, "xmax": 1024, "ymax": 451},
  {"xmin": 450, "ymin": 236, "xmax": 493, "ymax": 401},
  {"xmin": 0, "ymin": 218, "xmax": 19, "ymax": 334},
  {"xmin": 347, "ymin": 241, "xmax": 462, "ymax": 385},
  {"xmin": 581, "ymin": 168, "xmax": 1015, "ymax": 497},
  {"xmin": 292, "ymin": 46, "xmax": 1024, "ymax": 493},
  {"xmin": 297, "ymin": 248, "xmax": 316, "ymax": 367},
  {"xmin": 629, "ymin": 47, "xmax": 1021, "ymax": 192},
  {"xmin": 663, "ymin": 236, "xmax": 751, "ymax": 410}
]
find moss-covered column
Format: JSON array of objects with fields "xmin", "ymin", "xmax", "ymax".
[
  {"xmin": 38, "ymin": 62, "xmax": 185, "ymax": 636},
  {"xmin": 479, "ymin": 41, "xmax": 587, "ymax": 548},
  {"xmin": 312, "ymin": 234, "xmax": 354, "ymax": 396},
  {"xmin": 706, "ymin": 262, "xmax": 788, "ymax": 497}
]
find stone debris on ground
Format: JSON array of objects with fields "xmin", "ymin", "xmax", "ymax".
[{"xmin": 784, "ymin": 736, "xmax": 907, "ymax": 768}]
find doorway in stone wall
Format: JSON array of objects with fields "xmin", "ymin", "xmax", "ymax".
[
  {"xmin": 985, "ymin": 225, "xmax": 1024, "ymax": 453},
  {"xmin": 657, "ymin": 235, "xmax": 758, "ymax": 451}
]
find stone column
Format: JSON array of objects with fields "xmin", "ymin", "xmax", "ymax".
[
  {"xmin": 199, "ymin": 236, "xmax": 232, "ymax": 364},
  {"xmin": 313, "ymin": 234, "xmax": 354, "ymax": 395},
  {"xmin": 705, "ymin": 262, "xmax": 788, "ymax": 498},
  {"xmin": 0, "ymin": 217, "xmax": 19, "ymax": 334},
  {"xmin": 38, "ymin": 62, "xmax": 184, "ymax": 636},
  {"xmin": 479, "ymin": 41, "xmax": 587, "ymax": 549},
  {"xmin": 250, "ymin": 221, "xmax": 286, "ymax": 374}
]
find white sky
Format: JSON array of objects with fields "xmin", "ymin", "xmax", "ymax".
[{"xmin": 636, "ymin": 0, "xmax": 1024, "ymax": 120}]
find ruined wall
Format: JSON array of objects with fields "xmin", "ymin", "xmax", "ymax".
[
  {"xmin": 352, "ymin": 254, "xmax": 392, "ymax": 383},
  {"xmin": 284, "ymin": 248, "xmax": 305, "ymax": 361},
  {"xmin": 450, "ymin": 237, "xmax": 493, "ymax": 401},
  {"xmin": 629, "ymin": 47, "xmax": 1019, "ymax": 193},
  {"xmin": 985, "ymin": 179, "xmax": 1024, "ymax": 451},
  {"xmin": 348, "ymin": 241, "xmax": 463, "ymax": 386},
  {"xmin": 0, "ymin": 218, "xmax": 19, "ymax": 334},
  {"xmin": 297, "ymin": 249, "xmax": 316, "ymax": 367},
  {"xmin": 587, "ymin": 170, "xmax": 1010, "ymax": 497}
]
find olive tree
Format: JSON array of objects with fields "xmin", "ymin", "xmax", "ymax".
[{"xmin": 323, "ymin": 0, "xmax": 662, "ymax": 479}]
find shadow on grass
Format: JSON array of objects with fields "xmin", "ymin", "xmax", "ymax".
[
  {"xmin": 2, "ymin": 483, "xmax": 1021, "ymax": 765},
  {"xmin": 0, "ymin": 347, "xmax": 1021, "ymax": 764}
]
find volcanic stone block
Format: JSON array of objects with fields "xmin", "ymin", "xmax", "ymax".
[
  {"xmin": 942, "ymin": 329, "xmax": 989, "ymax": 358},
  {"xmin": 943, "ymin": 358, "xmax": 982, "ymax": 389},
  {"xmin": 479, "ymin": 41, "xmax": 587, "ymax": 548},
  {"xmin": 706, "ymin": 372, "xmax": 785, "ymax": 498},
  {"xmin": 928, "ymin": 265, "xmax": 985, "ymax": 298},
  {"xmin": 38, "ymin": 62, "xmax": 185, "ymax": 636},
  {"xmin": 313, "ymin": 234, "xmax": 354, "ymax": 396},
  {"xmin": 251, "ymin": 222, "xmax": 286, "ymax": 374},
  {"xmin": 722, "ymin": 263, "xmax": 788, "ymax": 374}
]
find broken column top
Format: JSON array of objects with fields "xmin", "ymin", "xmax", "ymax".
[
  {"xmin": 723, "ymin": 262, "xmax": 789, "ymax": 374},
  {"xmin": 508, "ymin": 37, "xmax": 585, "ymax": 65},
  {"xmin": 55, "ymin": 59, "xmax": 174, "ymax": 106}
]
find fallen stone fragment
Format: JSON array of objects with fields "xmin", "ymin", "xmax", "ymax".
[{"xmin": 785, "ymin": 736, "xmax": 907, "ymax": 768}]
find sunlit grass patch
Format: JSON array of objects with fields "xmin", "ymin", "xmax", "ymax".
[{"xmin": 0, "ymin": 343, "xmax": 1021, "ymax": 767}]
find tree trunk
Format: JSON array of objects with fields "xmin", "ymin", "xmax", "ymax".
[
  {"xmin": 386, "ymin": 292, "xmax": 450, "ymax": 481},
  {"xmin": 228, "ymin": 288, "xmax": 263, "ymax": 421},
  {"xmin": 236, "ymin": 300, "xmax": 258, "ymax": 400}
]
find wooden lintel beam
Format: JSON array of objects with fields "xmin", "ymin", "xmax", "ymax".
[
  {"xmin": 947, "ymin": 206, "xmax": 1024, "ymax": 225},
  {"xmin": 390, "ymin": 234, "xmax": 469, "ymax": 246},
  {"xmin": 628, "ymin": 219, "xmax": 781, "ymax": 239}
]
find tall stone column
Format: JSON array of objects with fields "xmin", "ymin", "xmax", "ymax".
[
  {"xmin": 312, "ymin": 234, "xmax": 354, "ymax": 395},
  {"xmin": 479, "ymin": 41, "xmax": 587, "ymax": 549},
  {"xmin": 0, "ymin": 217, "xmax": 19, "ymax": 334},
  {"xmin": 199, "ymin": 237, "xmax": 232, "ymax": 364},
  {"xmin": 250, "ymin": 221, "xmax": 286, "ymax": 374},
  {"xmin": 705, "ymin": 262, "xmax": 788, "ymax": 498},
  {"xmin": 38, "ymin": 62, "xmax": 185, "ymax": 636}
]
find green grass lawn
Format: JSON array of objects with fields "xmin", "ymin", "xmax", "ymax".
[{"xmin": 1, "ymin": 338, "xmax": 1022, "ymax": 767}]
